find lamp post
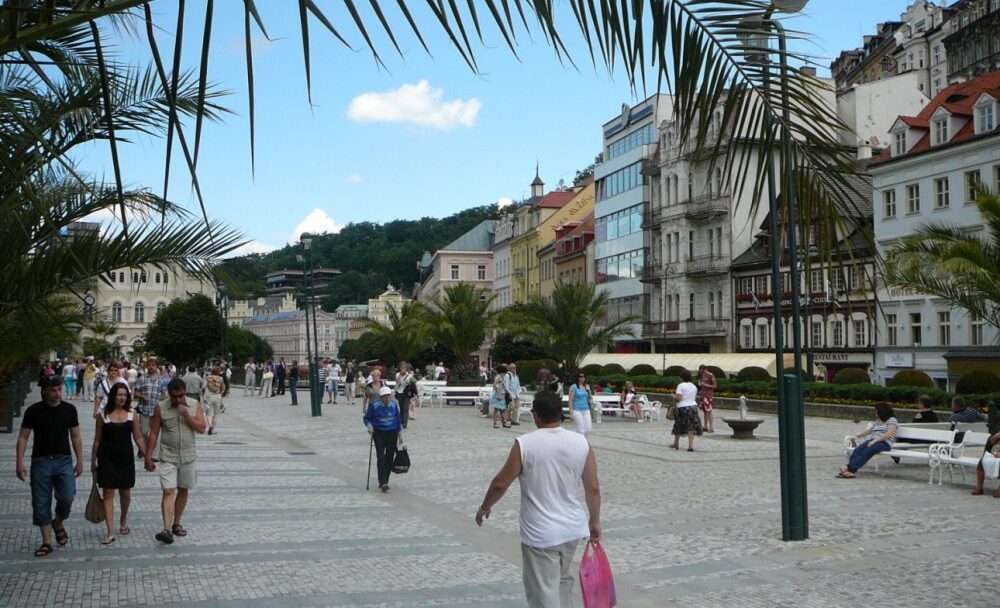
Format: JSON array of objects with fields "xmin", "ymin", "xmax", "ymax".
[
  {"xmin": 299, "ymin": 232, "xmax": 322, "ymax": 417},
  {"xmin": 739, "ymin": 0, "xmax": 809, "ymax": 541},
  {"xmin": 218, "ymin": 288, "xmax": 229, "ymax": 362}
]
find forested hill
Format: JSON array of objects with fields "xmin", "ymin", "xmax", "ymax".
[{"xmin": 217, "ymin": 204, "xmax": 499, "ymax": 311}]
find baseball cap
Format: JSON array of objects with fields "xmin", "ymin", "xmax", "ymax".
[{"xmin": 378, "ymin": 386, "xmax": 393, "ymax": 397}]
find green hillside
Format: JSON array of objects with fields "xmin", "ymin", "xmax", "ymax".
[{"xmin": 217, "ymin": 204, "xmax": 499, "ymax": 311}]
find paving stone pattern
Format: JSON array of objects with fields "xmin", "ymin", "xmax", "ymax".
[{"xmin": 1, "ymin": 388, "xmax": 998, "ymax": 607}]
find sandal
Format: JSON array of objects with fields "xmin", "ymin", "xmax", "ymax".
[
  {"xmin": 503, "ymin": 423, "xmax": 511, "ymax": 428},
  {"xmin": 100, "ymin": 535, "xmax": 116, "ymax": 545},
  {"xmin": 34, "ymin": 543, "xmax": 53, "ymax": 557},
  {"xmin": 119, "ymin": 522, "xmax": 130, "ymax": 535},
  {"xmin": 53, "ymin": 524, "xmax": 68, "ymax": 546},
  {"xmin": 155, "ymin": 529, "xmax": 174, "ymax": 544},
  {"xmin": 493, "ymin": 423, "xmax": 499, "ymax": 428},
  {"xmin": 171, "ymin": 523, "xmax": 187, "ymax": 537},
  {"xmin": 971, "ymin": 489, "xmax": 984, "ymax": 495},
  {"xmin": 836, "ymin": 472, "xmax": 856, "ymax": 479}
]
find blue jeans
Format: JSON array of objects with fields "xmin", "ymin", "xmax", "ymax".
[
  {"xmin": 289, "ymin": 377, "xmax": 298, "ymax": 405},
  {"xmin": 848, "ymin": 440, "xmax": 891, "ymax": 473},
  {"xmin": 30, "ymin": 456, "xmax": 76, "ymax": 526},
  {"xmin": 327, "ymin": 379, "xmax": 338, "ymax": 401}
]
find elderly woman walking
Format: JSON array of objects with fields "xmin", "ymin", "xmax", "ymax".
[{"xmin": 670, "ymin": 369, "xmax": 703, "ymax": 451}]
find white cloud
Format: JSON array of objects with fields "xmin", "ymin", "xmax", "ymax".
[
  {"xmin": 227, "ymin": 240, "xmax": 278, "ymax": 258},
  {"xmin": 497, "ymin": 197, "xmax": 514, "ymax": 208},
  {"xmin": 344, "ymin": 174, "xmax": 364, "ymax": 183},
  {"xmin": 292, "ymin": 208, "xmax": 343, "ymax": 242},
  {"xmin": 346, "ymin": 80, "xmax": 481, "ymax": 131}
]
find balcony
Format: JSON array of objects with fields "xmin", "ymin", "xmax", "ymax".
[
  {"xmin": 640, "ymin": 207, "xmax": 662, "ymax": 229},
  {"xmin": 513, "ymin": 268, "xmax": 526, "ymax": 281},
  {"xmin": 639, "ymin": 260, "xmax": 661, "ymax": 283},
  {"xmin": 662, "ymin": 317, "xmax": 731, "ymax": 337},
  {"xmin": 684, "ymin": 192, "xmax": 730, "ymax": 221},
  {"xmin": 642, "ymin": 321, "xmax": 663, "ymax": 338},
  {"xmin": 684, "ymin": 254, "xmax": 731, "ymax": 276}
]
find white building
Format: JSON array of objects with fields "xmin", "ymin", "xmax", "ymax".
[
  {"xmin": 870, "ymin": 72, "xmax": 1000, "ymax": 389},
  {"xmin": 225, "ymin": 294, "xmax": 297, "ymax": 328},
  {"xmin": 492, "ymin": 212, "xmax": 515, "ymax": 311},
  {"xmin": 243, "ymin": 309, "xmax": 336, "ymax": 363},
  {"xmin": 595, "ymin": 96, "xmax": 673, "ymax": 352},
  {"xmin": 333, "ymin": 304, "xmax": 368, "ymax": 348}
]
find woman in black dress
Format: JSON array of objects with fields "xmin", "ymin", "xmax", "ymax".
[{"xmin": 90, "ymin": 384, "xmax": 147, "ymax": 544}]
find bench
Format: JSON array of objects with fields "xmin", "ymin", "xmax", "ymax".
[
  {"xmin": 929, "ymin": 431, "xmax": 992, "ymax": 486},
  {"xmin": 843, "ymin": 425, "xmax": 957, "ymax": 483},
  {"xmin": 428, "ymin": 385, "xmax": 489, "ymax": 406}
]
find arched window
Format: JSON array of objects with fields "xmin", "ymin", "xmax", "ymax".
[
  {"xmin": 715, "ymin": 167, "xmax": 724, "ymax": 196},
  {"xmin": 687, "ymin": 172, "xmax": 694, "ymax": 201},
  {"xmin": 155, "ymin": 272, "xmax": 161, "ymax": 284},
  {"xmin": 156, "ymin": 302, "xmax": 166, "ymax": 317},
  {"xmin": 134, "ymin": 302, "xmax": 145, "ymax": 323},
  {"xmin": 111, "ymin": 302, "xmax": 122, "ymax": 323},
  {"xmin": 163, "ymin": 272, "xmax": 169, "ymax": 285}
]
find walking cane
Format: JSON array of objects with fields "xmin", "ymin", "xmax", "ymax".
[{"xmin": 365, "ymin": 435, "xmax": 374, "ymax": 490}]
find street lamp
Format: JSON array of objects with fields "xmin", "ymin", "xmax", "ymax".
[
  {"xmin": 739, "ymin": 0, "xmax": 810, "ymax": 541},
  {"xmin": 299, "ymin": 233, "xmax": 322, "ymax": 416}
]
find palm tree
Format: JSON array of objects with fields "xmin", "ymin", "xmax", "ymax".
[
  {"xmin": 423, "ymin": 284, "xmax": 495, "ymax": 380},
  {"xmin": 2, "ymin": 2, "xmax": 862, "ymax": 245},
  {"xmin": 886, "ymin": 188, "xmax": 1000, "ymax": 332},
  {"xmin": 504, "ymin": 282, "xmax": 637, "ymax": 380},
  {"xmin": 361, "ymin": 300, "xmax": 428, "ymax": 366}
]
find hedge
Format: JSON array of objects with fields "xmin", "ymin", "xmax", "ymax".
[
  {"xmin": 664, "ymin": 365, "xmax": 689, "ymax": 378},
  {"xmin": 600, "ymin": 363, "xmax": 627, "ymax": 376},
  {"xmin": 703, "ymin": 365, "xmax": 726, "ymax": 380},
  {"xmin": 955, "ymin": 369, "xmax": 1000, "ymax": 395},
  {"xmin": 736, "ymin": 366, "xmax": 771, "ymax": 382},
  {"xmin": 628, "ymin": 364, "xmax": 658, "ymax": 376},
  {"xmin": 581, "ymin": 364, "xmax": 603, "ymax": 377},
  {"xmin": 832, "ymin": 368, "xmax": 871, "ymax": 385},
  {"xmin": 888, "ymin": 370, "xmax": 934, "ymax": 388}
]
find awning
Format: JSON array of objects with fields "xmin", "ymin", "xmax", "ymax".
[{"xmin": 581, "ymin": 352, "xmax": 814, "ymax": 378}]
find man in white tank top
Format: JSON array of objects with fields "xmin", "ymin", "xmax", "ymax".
[{"xmin": 475, "ymin": 390, "xmax": 601, "ymax": 607}]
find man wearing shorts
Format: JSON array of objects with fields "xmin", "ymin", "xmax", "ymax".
[
  {"xmin": 133, "ymin": 359, "xmax": 165, "ymax": 458},
  {"xmin": 145, "ymin": 378, "xmax": 206, "ymax": 544}
]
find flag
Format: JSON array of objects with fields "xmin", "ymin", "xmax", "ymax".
[
  {"xmin": 749, "ymin": 287, "xmax": 760, "ymax": 311},
  {"xmin": 825, "ymin": 277, "xmax": 839, "ymax": 309}
]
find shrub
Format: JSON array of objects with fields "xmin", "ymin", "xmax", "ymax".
[
  {"xmin": 628, "ymin": 364, "xmax": 658, "ymax": 376},
  {"xmin": 955, "ymin": 369, "xmax": 1000, "ymax": 395},
  {"xmin": 889, "ymin": 370, "xmax": 934, "ymax": 388},
  {"xmin": 703, "ymin": 365, "xmax": 726, "ymax": 380},
  {"xmin": 736, "ymin": 366, "xmax": 772, "ymax": 382},
  {"xmin": 600, "ymin": 363, "xmax": 627, "ymax": 376},
  {"xmin": 581, "ymin": 364, "xmax": 603, "ymax": 377},
  {"xmin": 832, "ymin": 368, "xmax": 872, "ymax": 385},
  {"xmin": 515, "ymin": 359, "xmax": 542, "ymax": 385},
  {"xmin": 664, "ymin": 365, "xmax": 690, "ymax": 378}
]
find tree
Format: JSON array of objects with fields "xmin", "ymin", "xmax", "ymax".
[
  {"xmin": 423, "ymin": 284, "xmax": 495, "ymax": 380},
  {"xmin": 573, "ymin": 153, "xmax": 603, "ymax": 185},
  {"xmin": 227, "ymin": 325, "xmax": 273, "ymax": 364},
  {"xmin": 362, "ymin": 301, "xmax": 428, "ymax": 365},
  {"xmin": 338, "ymin": 332, "xmax": 387, "ymax": 363},
  {"xmin": 489, "ymin": 332, "xmax": 547, "ymax": 365},
  {"xmin": 144, "ymin": 294, "xmax": 223, "ymax": 366},
  {"xmin": 887, "ymin": 188, "xmax": 1000, "ymax": 331},
  {"xmin": 82, "ymin": 318, "xmax": 123, "ymax": 361},
  {"xmin": 503, "ymin": 282, "xmax": 637, "ymax": 381}
]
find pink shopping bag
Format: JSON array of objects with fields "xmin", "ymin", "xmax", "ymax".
[{"xmin": 579, "ymin": 540, "xmax": 617, "ymax": 608}]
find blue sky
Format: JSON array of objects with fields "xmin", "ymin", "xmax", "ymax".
[{"xmin": 79, "ymin": 1, "xmax": 916, "ymax": 254}]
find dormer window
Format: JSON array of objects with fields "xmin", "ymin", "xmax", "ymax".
[
  {"xmin": 933, "ymin": 118, "xmax": 948, "ymax": 145},
  {"xmin": 976, "ymin": 100, "xmax": 995, "ymax": 133},
  {"xmin": 893, "ymin": 131, "xmax": 906, "ymax": 156}
]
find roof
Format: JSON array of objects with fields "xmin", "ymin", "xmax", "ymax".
[
  {"xmin": 245, "ymin": 310, "xmax": 306, "ymax": 324},
  {"xmin": 537, "ymin": 190, "xmax": 577, "ymax": 209},
  {"xmin": 876, "ymin": 71, "xmax": 1000, "ymax": 163},
  {"xmin": 440, "ymin": 219, "xmax": 497, "ymax": 252},
  {"xmin": 732, "ymin": 223, "xmax": 874, "ymax": 270}
]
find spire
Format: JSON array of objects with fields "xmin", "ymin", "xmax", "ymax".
[{"xmin": 530, "ymin": 162, "xmax": 544, "ymax": 197}]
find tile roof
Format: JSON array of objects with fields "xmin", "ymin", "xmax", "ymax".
[
  {"xmin": 876, "ymin": 71, "xmax": 1000, "ymax": 163},
  {"xmin": 537, "ymin": 190, "xmax": 578, "ymax": 209}
]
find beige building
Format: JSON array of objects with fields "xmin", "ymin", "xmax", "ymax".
[
  {"xmin": 243, "ymin": 309, "xmax": 336, "ymax": 362},
  {"xmin": 415, "ymin": 220, "xmax": 496, "ymax": 305},
  {"xmin": 334, "ymin": 304, "xmax": 368, "ymax": 347},
  {"xmin": 367, "ymin": 285, "xmax": 411, "ymax": 326},
  {"xmin": 226, "ymin": 294, "xmax": 297, "ymax": 328},
  {"xmin": 536, "ymin": 182, "xmax": 596, "ymax": 300},
  {"xmin": 553, "ymin": 213, "xmax": 596, "ymax": 287}
]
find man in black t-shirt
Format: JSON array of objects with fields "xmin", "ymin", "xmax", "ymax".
[{"xmin": 15, "ymin": 376, "xmax": 84, "ymax": 557}]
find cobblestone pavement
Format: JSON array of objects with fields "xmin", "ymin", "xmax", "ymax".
[{"xmin": 2, "ymin": 388, "xmax": 998, "ymax": 607}]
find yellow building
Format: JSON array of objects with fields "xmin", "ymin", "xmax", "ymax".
[
  {"xmin": 367, "ymin": 285, "xmax": 410, "ymax": 326},
  {"xmin": 536, "ymin": 182, "xmax": 595, "ymax": 299}
]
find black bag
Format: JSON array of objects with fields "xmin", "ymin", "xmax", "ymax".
[{"xmin": 392, "ymin": 446, "xmax": 410, "ymax": 474}]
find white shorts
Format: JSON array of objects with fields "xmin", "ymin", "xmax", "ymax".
[
  {"xmin": 159, "ymin": 461, "xmax": 197, "ymax": 489},
  {"xmin": 571, "ymin": 410, "xmax": 592, "ymax": 435}
]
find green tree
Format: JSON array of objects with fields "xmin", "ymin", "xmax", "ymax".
[
  {"xmin": 338, "ymin": 332, "xmax": 387, "ymax": 363},
  {"xmin": 887, "ymin": 188, "xmax": 1000, "ymax": 331},
  {"xmin": 144, "ymin": 294, "xmax": 223, "ymax": 366},
  {"xmin": 573, "ymin": 153, "xmax": 603, "ymax": 185},
  {"xmin": 82, "ymin": 318, "xmax": 123, "ymax": 361},
  {"xmin": 503, "ymin": 282, "xmax": 637, "ymax": 381},
  {"xmin": 227, "ymin": 325, "xmax": 273, "ymax": 364},
  {"xmin": 489, "ymin": 332, "xmax": 547, "ymax": 365},
  {"xmin": 362, "ymin": 301, "xmax": 428, "ymax": 365},
  {"xmin": 424, "ymin": 284, "xmax": 495, "ymax": 380}
]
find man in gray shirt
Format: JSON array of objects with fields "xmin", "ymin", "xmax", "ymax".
[{"xmin": 181, "ymin": 366, "xmax": 204, "ymax": 401}]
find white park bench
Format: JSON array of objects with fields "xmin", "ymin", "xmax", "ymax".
[
  {"xmin": 843, "ymin": 425, "xmax": 957, "ymax": 483},
  {"xmin": 425, "ymin": 385, "xmax": 489, "ymax": 406},
  {"xmin": 929, "ymin": 431, "xmax": 993, "ymax": 485}
]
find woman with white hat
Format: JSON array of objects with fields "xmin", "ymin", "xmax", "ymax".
[{"xmin": 363, "ymin": 386, "xmax": 404, "ymax": 492}]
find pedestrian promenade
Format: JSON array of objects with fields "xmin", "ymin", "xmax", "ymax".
[{"xmin": 1, "ymin": 389, "xmax": 997, "ymax": 607}]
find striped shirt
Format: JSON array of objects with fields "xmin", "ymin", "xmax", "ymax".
[
  {"xmin": 949, "ymin": 408, "xmax": 985, "ymax": 424},
  {"xmin": 134, "ymin": 375, "xmax": 165, "ymax": 417},
  {"xmin": 870, "ymin": 417, "xmax": 898, "ymax": 445},
  {"xmin": 317, "ymin": 365, "xmax": 328, "ymax": 385}
]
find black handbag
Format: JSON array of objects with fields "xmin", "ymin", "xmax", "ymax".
[{"xmin": 392, "ymin": 446, "xmax": 411, "ymax": 474}]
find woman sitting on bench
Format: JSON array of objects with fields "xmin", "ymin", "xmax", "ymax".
[
  {"xmin": 621, "ymin": 381, "xmax": 643, "ymax": 423},
  {"xmin": 839, "ymin": 403, "xmax": 898, "ymax": 479},
  {"xmin": 971, "ymin": 429, "xmax": 1000, "ymax": 497}
]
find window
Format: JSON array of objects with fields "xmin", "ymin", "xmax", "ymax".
[
  {"xmin": 934, "ymin": 177, "xmax": 950, "ymax": 209},
  {"xmin": 832, "ymin": 321, "xmax": 844, "ymax": 347},
  {"xmin": 688, "ymin": 230, "xmax": 694, "ymax": 261},
  {"xmin": 757, "ymin": 324, "xmax": 769, "ymax": 348},
  {"xmin": 450, "ymin": 264, "xmax": 459, "ymax": 280},
  {"xmin": 742, "ymin": 325, "xmax": 753, "ymax": 348},
  {"xmin": 714, "ymin": 227, "xmax": 723, "ymax": 258},
  {"xmin": 977, "ymin": 103, "xmax": 995, "ymax": 133},
  {"xmin": 883, "ymin": 189, "xmax": 896, "ymax": 218},
  {"xmin": 687, "ymin": 172, "xmax": 693, "ymax": 201},
  {"xmin": 717, "ymin": 291, "xmax": 723, "ymax": 317},
  {"xmin": 134, "ymin": 302, "xmax": 145, "ymax": 323},
  {"xmin": 971, "ymin": 314, "xmax": 985, "ymax": 346},
  {"xmin": 894, "ymin": 131, "xmax": 906, "ymax": 156},
  {"xmin": 155, "ymin": 272, "xmax": 161, "ymax": 284},
  {"xmin": 933, "ymin": 118, "xmax": 948, "ymax": 145},
  {"xmin": 606, "ymin": 123, "xmax": 655, "ymax": 160},
  {"xmin": 140, "ymin": 271, "xmax": 147, "ymax": 283},
  {"xmin": 853, "ymin": 320, "xmax": 866, "ymax": 347},
  {"xmin": 118, "ymin": 271, "xmax": 125, "ymax": 283},
  {"xmin": 938, "ymin": 311, "xmax": 951, "ymax": 346},
  {"xmin": 688, "ymin": 293, "xmax": 695, "ymax": 319},
  {"xmin": 910, "ymin": 313, "xmax": 922, "ymax": 347},
  {"xmin": 848, "ymin": 266, "xmax": 862, "ymax": 291},
  {"xmin": 811, "ymin": 321, "xmax": 823, "ymax": 347},
  {"xmin": 477, "ymin": 264, "xmax": 486, "ymax": 280},
  {"xmin": 132, "ymin": 272, "xmax": 139, "ymax": 283},
  {"xmin": 753, "ymin": 275, "xmax": 769, "ymax": 297},
  {"xmin": 886, "ymin": 313, "xmax": 898, "ymax": 347},
  {"xmin": 111, "ymin": 302, "xmax": 122, "ymax": 323},
  {"xmin": 708, "ymin": 292, "xmax": 716, "ymax": 318},
  {"xmin": 933, "ymin": 45, "xmax": 941, "ymax": 65},
  {"xmin": 596, "ymin": 162, "xmax": 643, "ymax": 201},
  {"xmin": 809, "ymin": 269, "xmax": 823, "ymax": 294},
  {"xmin": 665, "ymin": 233, "xmax": 673, "ymax": 263},
  {"xmin": 707, "ymin": 229, "xmax": 716, "ymax": 258},
  {"xmin": 906, "ymin": 184, "xmax": 920, "ymax": 214},
  {"xmin": 163, "ymin": 272, "xmax": 169, "ymax": 285},
  {"xmin": 996, "ymin": 165, "xmax": 1000, "ymax": 192},
  {"xmin": 830, "ymin": 268, "xmax": 845, "ymax": 292},
  {"xmin": 715, "ymin": 168, "xmax": 724, "ymax": 196},
  {"xmin": 738, "ymin": 277, "xmax": 752, "ymax": 296},
  {"xmin": 965, "ymin": 170, "xmax": 981, "ymax": 203}
]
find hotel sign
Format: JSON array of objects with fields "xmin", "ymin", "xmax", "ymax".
[{"xmin": 885, "ymin": 352, "xmax": 914, "ymax": 368}]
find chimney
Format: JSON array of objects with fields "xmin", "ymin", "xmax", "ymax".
[
  {"xmin": 857, "ymin": 144, "xmax": 872, "ymax": 160},
  {"xmin": 800, "ymin": 66, "xmax": 817, "ymax": 77}
]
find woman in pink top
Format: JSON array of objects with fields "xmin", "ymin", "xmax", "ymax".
[{"xmin": 697, "ymin": 365, "xmax": 717, "ymax": 433}]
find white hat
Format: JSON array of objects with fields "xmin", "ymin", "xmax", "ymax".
[{"xmin": 378, "ymin": 386, "xmax": 393, "ymax": 397}]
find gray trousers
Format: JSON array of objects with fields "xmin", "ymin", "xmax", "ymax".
[{"xmin": 521, "ymin": 539, "xmax": 580, "ymax": 608}]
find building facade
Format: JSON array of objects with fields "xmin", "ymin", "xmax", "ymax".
[
  {"xmin": 594, "ymin": 96, "xmax": 673, "ymax": 352},
  {"xmin": 226, "ymin": 294, "xmax": 297, "ymax": 328},
  {"xmin": 943, "ymin": 0, "xmax": 1000, "ymax": 82},
  {"xmin": 243, "ymin": 310, "xmax": 336, "ymax": 362},
  {"xmin": 871, "ymin": 72, "xmax": 1000, "ymax": 389},
  {"xmin": 553, "ymin": 213, "xmax": 595, "ymax": 287},
  {"xmin": 333, "ymin": 304, "xmax": 368, "ymax": 349},
  {"xmin": 492, "ymin": 211, "xmax": 515, "ymax": 311},
  {"xmin": 367, "ymin": 285, "xmax": 411, "ymax": 326},
  {"xmin": 417, "ymin": 220, "xmax": 496, "ymax": 306},
  {"xmin": 265, "ymin": 267, "xmax": 341, "ymax": 302}
]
